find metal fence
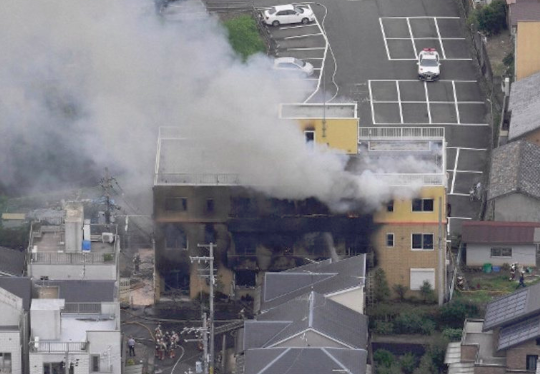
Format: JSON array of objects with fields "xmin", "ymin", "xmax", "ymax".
[
  {"xmin": 31, "ymin": 341, "xmax": 87, "ymax": 353},
  {"xmin": 63, "ymin": 302, "xmax": 102, "ymax": 314},
  {"xmin": 31, "ymin": 252, "xmax": 116, "ymax": 264},
  {"xmin": 358, "ymin": 127, "xmax": 445, "ymax": 140}
]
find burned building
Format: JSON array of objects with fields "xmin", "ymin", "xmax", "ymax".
[{"xmin": 153, "ymin": 126, "xmax": 375, "ymax": 299}]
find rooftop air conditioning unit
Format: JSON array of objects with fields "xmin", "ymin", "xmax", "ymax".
[
  {"xmin": 32, "ymin": 246, "xmax": 38, "ymax": 253},
  {"xmin": 34, "ymin": 337, "xmax": 40, "ymax": 349},
  {"xmin": 102, "ymin": 233, "xmax": 115, "ymax": 244}
]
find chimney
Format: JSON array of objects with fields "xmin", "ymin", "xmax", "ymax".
[{"xmin": 64, "ymin": 203, "xmax": 84, "ymax": 253}]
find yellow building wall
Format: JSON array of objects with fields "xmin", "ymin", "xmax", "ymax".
[
  {"xmin": 296, "ymin": 119, "xmax": 358, "ymax": 154},
  {"xmin": 374, "ymin": 186, "xmax": 447, "ymax": 224},
  {"xmin": 516, "ymin": 21, "xmax": 540, "ymax": 81}
]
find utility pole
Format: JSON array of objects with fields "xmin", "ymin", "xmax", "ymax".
[
  {"xmin": 181, "ymin": 314, "xmax": 209, "ymax": 374},
  {"xmin": 191, "ymin": 243, "xmax": 216, "ymax": 374}
]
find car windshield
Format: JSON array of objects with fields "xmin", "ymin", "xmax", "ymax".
[
  {"xmin": 268, "ymin": 7, "xmax": 277, "ymax": 14},
  {"xmin": 421, "ymin": 58, "xmax": 439, "ymax": 67},
  {"xmin": 294, "ymin": 58, "xmax": 306, "ymax": 67},
  {"xmin": 295, "ymin": 7, "xmax": 304, "ymax": 13}
]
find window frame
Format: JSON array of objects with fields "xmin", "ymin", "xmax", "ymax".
[
  {"xmin": 526, "ymin": 354, "xmax": 538, "ymax": 371},
  {"xmin": 386, "ymin": 200, "xmax": 394, "ymax": 212},
  {"xmin": 411, "ymin": 198, "xmax": 434, "ymax": 212},
  {"xmin": 411, "ymin": 233, "xmax": 435, "ymax": 251},
  {"xmin": 304, "ymin": 130, "xmax": 315, "ymax": 143},
  {"xmin": 0, "ymin": 353, "xmax": 11, "ymax": 372},
  {"xmin": 386, "ymin": 233, "xmax": 394, "ymax": 247},
  {"xmin": 165, "ymin": 197, "xmax": 188, "ymax": 212},
  {"xmin": 490, "ymin": 247, "xmax": 512, "ymax": 258},
  {"xmin": 91, "ymin": 355, "xmax": 100, "ymax": 372},
  {"xmin": 206, "ymin": 198, "xmax": 215, "ymax": 213}
]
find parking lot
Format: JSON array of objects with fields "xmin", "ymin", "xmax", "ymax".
[{"xmin": 257, "ymin": 4, "xmax": 334, "ymax": 102}]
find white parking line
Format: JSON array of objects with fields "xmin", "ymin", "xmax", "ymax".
[
  {"xmin": 389, "ymin": 58, "xmax": 473, "ymax": 61},
  {"xmin": 370, "ymin": 79, "xmax": 477, "ymax": 82},
  {"xmin": 434, "ymin": 18, "xmax": 447, "ymax": 59},
  {"xmin": 284, "ymin": 33, "xmax": 323, "ymax": 39},
  {"xmin": 286, "ymin": 47, "xmax": 326, "ymax": 51},
  {"xmin": 379, "ymin": 18, "xmax": 392, "ymax": 60},
  {"xmin": 374, "ymin": 122, "xmax": 489, "ymax": 126},
  {"xmin": 279, "ymin": 24, "xmax": 319, "ymax": 30},
  {"xmin": 371, "ymin": 100, "xmax": 485, "ymax": 104},
  {"xmin": 385, "ymin": 37, "xmax": 466, "ymax": 40},
  {"xmin": 368, "ymin": 81, "xmax": 376, "ymax": 125},
  {"xmin": 455, "ymin": 170, "xmax": 484, "ymax": 174},
  {"xmin": 450, "ymin": 147, "xmax": 460, "ymax": 194},
  {"xmin": 424, "ymin": 81, "xmax": 431, "ymax": 124},
  {"xmin": 301, "ymin": 57, "xmax": 324, "ymax": 60},
  {"xmin": 396, "ymin": 81, "xmax": 403, "ymax": 124},
  {"xmin": 304, "ymin": 5, "xmax": 329, "ymax": 103},
  {"xmin": 406, "ymin": 18, "xmax": 418, "ymax": 58},
  {"xmin": 447, "ymin": 147, "xmax": 487, "ymax": 151},
  {"xmin": 384, "ymin": 16, "xmax": 460, "ymax": 19}
]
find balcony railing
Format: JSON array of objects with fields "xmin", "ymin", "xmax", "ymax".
[
  {"xmin": 31, "ymin": 252, "xmax": 116, "ymax": 264},
  {"xmin": 376, "ymin": 173, "xmax": 446, "ymax": 186},
  {"xmin": 155, "ymin": 172, "xmax": 243, "ymax": 186},
  {"xmin": 31, "ymin": 341, "xmax": 87, "ymax": 353},
  {"xmin": 63, "ymin": 302, "xmax": 102, "ymax": 314},
  {"xmin": 358, "ymin": 127, "xmax": 445, "ymax": 140}
]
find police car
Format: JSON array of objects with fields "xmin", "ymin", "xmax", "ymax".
[{"xmin": 417, "ymin": 48, "xmax": 441, "ymax": 81}]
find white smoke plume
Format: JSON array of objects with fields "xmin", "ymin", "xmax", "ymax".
[{"xmin": 0, "ymin": 0, "xmax": 438, "ymax": 212}]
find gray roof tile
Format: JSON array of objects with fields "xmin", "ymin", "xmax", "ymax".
[
  {"xmin": 244, "ymin": 347, "xmax": 367, "ymax": 374},
  {"xmin": 509, "ymin": 71, "xmax": 540, "ymax": 140},
  {"xmin": 498, "ymin": 315, "xmax": 540, "ymax": 350},
  {"xmin": 488, "ymin": 140, "xmax": 540, "ymax": 200}
]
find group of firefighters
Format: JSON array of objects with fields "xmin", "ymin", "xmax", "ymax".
[{"xmin": 154, "ymin": 324, "xmax": 181, "ymax": 360}]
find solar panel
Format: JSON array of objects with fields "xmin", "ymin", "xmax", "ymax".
[
  {"xmin": 484, "ymin": 290, "xmax": 528, "ymax": 330},
  {"xmin": 499, "ymin": 316, "xmax": 540, "ymax": 350}
]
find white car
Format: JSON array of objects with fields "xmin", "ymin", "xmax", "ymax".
[
  {"xmin": 262, "ymin": 4, "xmax": 315, "ymax": 27},
  {"xmin": 417, "ymin": 48, "xmax": 441, "ymax": 81},
  {"xmin": 274, "ymin": 57, "xmax": 314, "ymax": 76}
]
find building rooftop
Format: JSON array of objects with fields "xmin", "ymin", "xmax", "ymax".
[
  {"xmin": 483, "ymin": 282, "xmax": 540, "ymax": 331},
  {"xmin": 462, "ymin": 221, "xmax": 540, "ymax": 244},
  {"xmin": 0, "ymin": 247, "xmax": 26, "ymax": 276},
  {"xmin": 488, "ymin": 140, "xmax": 540, "ymax": 200},
  {"xmin": 34, "ymin": 280, "xmax": 116, "ymax": 302},
  {"xmin": 243, "ymin": 347, "xmax": 368, "ymax": 374},
  {"xmin": 509, "ymin": 0, "xmax": 540, "ymax": 27},
  {"xmin": 260, "ymin": 255, "xmax": 366, "ymax": 312},
  {"xmin": 61, "ymin": 315, "xmax": 117, "ymax": 342},
  {"xmin": 509, "ymin": 71, "xmax": 540, "ymax": 139},
  {"xmin": 463, "ymin": 320, "xmax": 506, "ymax": 366},
  {"xmin": 0, "ymin": 277, "xmax": 32, "ymax": 311},
  {"xmin": 279, "ymin": 103, "xmax": 358, "ymax": 119}
]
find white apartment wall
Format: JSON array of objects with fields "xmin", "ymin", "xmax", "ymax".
[
  {"xmin": 29, "ymin": 264, "xmax": 117, "ymax": 281},
  {"xmin": 0, "ymin": 303, "xmax": 21, "ymax": 326},
  {"xmin": 0, "ymin": 331, "xmax": 22, "ymax": 374},
  {"xmin": 328, "ymin": 288, "xmax": 364, "ymax": 314},
  {"xmin": 87, "ymin": 331, "xmax": 122, "ymax": 374},
  {"xmin": 30, "ymin": 309, "xmax": 61, "ymax": 340},
  {"xmin": 30, "ymin": 352, "xmax": 89, "ymax": 374},
  {"xmin": 466, "ymin": 243, "xmax": 537, "ymax": 267}
]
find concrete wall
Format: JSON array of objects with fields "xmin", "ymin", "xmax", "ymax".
[
  {"xmin": 328, "ymin": 288, "xmax": 364, "ymax": 314},
  {"xmin": 466, "ymin": 243, "xmax": 536, "ymax": 267},
  {"xmin": 0, "ymin": 303, "xmax": 21, "ymax": 326},
  {"xmin": 29, "ymin": 264, "xmax": 117, "ymax": 281},
  {"xmin": 515, "ymin": 21, "xmax": 540, "ymax": 81},
  {"xmin": 30, "ymin": 309, "xmax": 61, "ymax": 340},
  {"xmin": 274, "ymin": 331, "xmax": 345, "ymax": 348},
  {"xmin": 505, "ymin": 338, "xmax": 540, "ymax": 371},
  {"xmin": 493, "ymin": 194, "xmax": 540, "ymax": 222},
  {"xmin": 30, "ymin": 352, "xmax": 89, "ymax": 374},
  {"xmin": 0, "ymin": 331, "xmax": 22, "ymax": 374},
  {"xmin": 474, "ymin": 366, "xmax": 505, "ymax": 374},
  {"xmin": 87, "ymin": 331, "xmax": 122, "ymax": 374},
  {"xmin": 461, "ymin": 344, "xmax": 478, "ymax": 361}
]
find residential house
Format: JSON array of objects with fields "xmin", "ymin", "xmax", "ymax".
[
  {"xmin": 27, "ymin": 203, "xmax": 120, "ymax": 281},
  {"xmin": 507, "ymin": 71, "xmax": 540, "ymax": 145},
  {"xmin": 487, "ymin": 140, "xmax": 540, "ymax": 222},
  {"xmin": 1, "ymin": 213, "xmax": 27, "ymax": 229},
  {"xmin": 255, "ymin": 254, "xmax": 366, "ymax": 314},
  {"xmin": 513, "ymin": 18, "xmax": 540, "ymax": 81},
  {"xmin": 153, "ymin": 126, "xmax": 374, "ymax": 299},
  {"xmin": 279, "ymin": 103, "xmax": 359, "ymax": 154},
  {"xmin": 0, "ymin": 247, "xmax": 26, "ymax": 277},
  {"xmin": 29, "ymin": 297, "xmax": 122, "ymax": 374},
  {"xmin": 359, "ymin": 127, "xmax": 448, "ymax": 300},
  {"xmin": 0, "ymin": 277, "xmax": 32, "ymax": 374},
  {"xmin": 462, "ymin": 221, "xmax": 540, "ymax": 267},
  {"xmin": 446, "ymin": 282, "xmax": 540, "ymax": 373},
  {"xmin": 238, "ymin": 291, "xmax": 369, "ymax": 374}
]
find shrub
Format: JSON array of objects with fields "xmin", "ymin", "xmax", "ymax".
[
  {"xmin": 374, "ymin": 349, "xmax": 395, "ymax": 368},
  {"xmin": 475, "ymin": 0, "xmax": 507, "ymax": 35},
  {"xmin": 374, "ymin": 268, "xmax": 391, "ymax": 302},
  {"xmin": 443, "ymin": 328, "xmax": 463, "ymax": 342},
  {"xmin": 400, "ymin": 353, "xmax": 417, "ymax": 374},
  {"xmin": 377, "ymin": 363, "xmax": 402, "ymax": 374},
  {"xmin": 223, "ymin": 15, "xmax": 266, "ymax": 61},
  {"xmin": 426, "ymin": 336, "xmax": 449, "ymax": 372},
  {"xmin": 393, "ymin": 284, "xmax": 408, "ymax": 301},
  {"xmin": 103, "ymin": 253, "xmax": 114, "ymax": 262},
  {"xmin": 413, "ymin": 354, "xmax": 435, "ymax": 374},
  {"xmin": 438, "ymin": 300, "xmax": 479, "ymax": 329},
  {"xmin": 374, "ymin": 321, "xmax": 394, "ymax": 335},
  {"xmin": 394, "ymin": 312, "xmax": 435, "ymax": 335},
  {"xmin": 419, "ymin": 281, "xmax": 435, "ymax": 303},
  {"xmin": 367, "ymin": 303, "xmax": 402, "ymax": 322}
]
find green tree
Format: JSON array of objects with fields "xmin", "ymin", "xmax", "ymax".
[
  {"xmin": 413, "ymin": 354, "xmax": 436, "ymax": 374},
  {"xmin": 475, "ymin": 0, "xmax": 507, "ymax": 35},
  {"xmin": 442, "ymin": 328, "xmax": 463, "ymax": 342},
  {"xmin": 438, "ymin": 300, "xmax": 479, "ymax": 329},
  {"xmin": 374, "ymin": 268, "xmax": 391, "ymax": 302},
  {"xmin": 400, "ymin": 353, "xmax": 417, "ymax": 374},
  {"xmin": 393, "ymin": 284, "xmax": 408, "ymax": 301},
  {"xmin": 419, "ymin": 280, "xmax": 435, "ymax": 303},
  {"xmin": 223, "ymin": 15, "xmax": 266, "ymax": 61},
  {"xmin": 373, "ymin": 349, "xmax": 395, "ymax": 368}
]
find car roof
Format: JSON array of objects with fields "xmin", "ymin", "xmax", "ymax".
[
  {"xmin": 272, "ymin": 4, "xmax": 295, "ymax": 11},
  {"xmin": 275, "ymin": 57, "xmax": 296, "ymax": 64}
]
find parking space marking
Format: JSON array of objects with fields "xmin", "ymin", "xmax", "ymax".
[
  {"xmin": 396, "ymin": 81, "xmax": 403, "ymax": 123},
  {"xmin": 279, "ymin": 24, "xmax": 319, "ymax": 30},
  {"xmin": 424, "ymin": 81, "xmax": 432, "ymax": 124},
  {"xmin": 284, "ymin": 33, "xmax": 323, "ymax": 39},
  {"xmin": 286, "ymin": 47, "xmax": 326, "ymax": 51},
  {"xmin": 379, "ymin": 18, "xmax": 392, "ymax": 61},
  {"xmin": 370, "ymin": 79, "xmax": 477, "ymax": 82},
  {"xmin": 452, "ymin": 81, "xmax": 460, "ymax": 124},
  {"xmin": 447, "ymin": 147, "xmax": 487, "ymax": 151},
  {"xmin": 406, "ymin": 18, "xmax": 418, "ymax": 57},
  {"xmin": 450, "ymin": 148, "xmax": 460, "ymax": 194},
  {"xmin": 380, "ymin": 17, "xmax": 472, "ymax": 60}
]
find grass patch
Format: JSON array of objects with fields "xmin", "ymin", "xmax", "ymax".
[{"xmin": 223, "ymin": 15, "xmax": 265, "ymax": 61}]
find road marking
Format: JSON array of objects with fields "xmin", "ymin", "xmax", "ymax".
[
  {"xmin": 369, "ymin": 79, "xmax": 477, "ymax": 82},
  {"xmin": 371, "ymin": 100, "xmax": 485, "ymax": 104},
  {"xmin": 382, "ymin": 16, "xmax": 460, "ymax": 19},
  {"xmin": 396, "ymin": 81, "xmax": 404, "ymax": 124},
  {"xmin": 279, "ymin": 24, "xmax": 319, "ymax": 30},
  {"xmin": 301, "ymin": 57, "xmax": 324, "ymax": 60},
  {"xmin": 379, "ymin": 18, "xmax": 392, "ymax": 60},
  {"xmin": 368, "ymin": 81, "xmax": 376, "ymax": 125},
  {"xmin": 452, "ymin": 81, "xmax": 460, "ymax": 124},
  {"xmin": 447, "ymin": 216, "xmax": 473, "ymax": 219},
  {"xmin": 313, "ymin": 67, "xmax": 322, "ymax": 70},
  {"xmin": 455, "ymin": 169, "xmax": 484, "ymax": 174},
  {"xmin": 304, "ymin": 5, "xmax": 329, "ymax": 103},
  {"xmin": 424, "ymin": 81, "xmax": 431, "ymax": 124},
  {"xmin": 447, "ymin": 147, "xmax": 487, "ymax": 151},
  {"xmin": 286, "ymin": 47, "xmax": 326, "ymax": 51},
  {"xmin": 451, "ymin": 147, "xmax": 459, "ymax": 194},
  {"xmin": 434, "ymin": 18, "xmax": 447, "ymax": 59},
  {"xmin": 388, "ymin": 57, "xmax": 473, "ymax": 61},
  {"xmin": 284, "ymin": 33, "xmax": 323, "ymax": 39},
  {"xmin": 373, "ymin": 122, "xmax": 489, "ymax": 126},
  {"xmin": 385, "ymin": 37, "xmax": 466, "ymax": 40},
  {"xmin": 406, "ymin": 18, "xmax": 418, "ymax": 57}
]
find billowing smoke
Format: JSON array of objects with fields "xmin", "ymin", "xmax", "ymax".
[{"xmin": 0, "ymin": 0, "xmax": 436, "ymax": 212}]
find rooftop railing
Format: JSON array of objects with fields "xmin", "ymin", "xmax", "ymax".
[
  {"xmin": 376, "ymin": 173, "xmax": 446, "ymax": 186},
  {"xmin": 30, "ymin": 341, "xmax": 88, "ymax": 353},
  {"xmin": 358, "ymin": 127, "xmax": 445, "ymax": 140},
  {"xmin": 154, "ymin": 172, "xmax": 243, "ymax": 186},
  {"xmin": 31, "ymin": 252, "xmax": 116, "ymax": 264}
]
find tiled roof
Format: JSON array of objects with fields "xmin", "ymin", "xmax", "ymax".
[
  {"xmin": 0, "ymin": 247, "xmax": 25, "ymax": 277},
  {"xmin": 509, "ymin": 71, "xmax": 540, "ymax": 139},
  {"xmin": 244, "ymin": 292, "xmax": 368, "ymax": 350},
  {"xmin": 243, "ymin": 347, "xmax": 368, "ymax": 374},
  {"xmin": 260, "ymin": 255, "xmax": 366, "ymax": 312},
  {"xmin": 483, "ymin": 282, "xmax": 540, "ymax": 331},
  {"xmin": 488, "ymin": 140, "xmax": 540, "ymax": 200},
  {"xmin": 498, "ymin": 315, "xmax": 540, "ymax": 350},
  {"xmin": 462, "ymin": 221, "xmax": 540, "ymax": 244},
  {"xmin": 509, "ymin": 0, "xmax": 540, "ymax": 27}
]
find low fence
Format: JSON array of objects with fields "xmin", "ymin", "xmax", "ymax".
[
  {"xmin": 31, "ymin": 341, "xmax": 87, "ymax": 353},
  {"xmin": 205, "ymin": 1, "xmax": 253, "ymax": 12},
  {"xmin": 31, "ymin": 252, "xmax": 116, "ymax": 264},
  {"xmin": 63, "ymin": 302, "xmax": 102, "ymax": 314}
]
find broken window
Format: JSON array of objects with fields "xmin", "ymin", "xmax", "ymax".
[
  {"xmin": 165, "ymin": 197, "xmax": 188, "ymax": 212},
  {"xmin": 387, "ymin": 200, "xmax": 394, "ymax": 212},
  {"xmin": 206, "ymin": 199, "xmax": 215, "ymax": 213},
  {"xmin": 164, "ymin": 224, "xmax": 188, "ymax": 250}
]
